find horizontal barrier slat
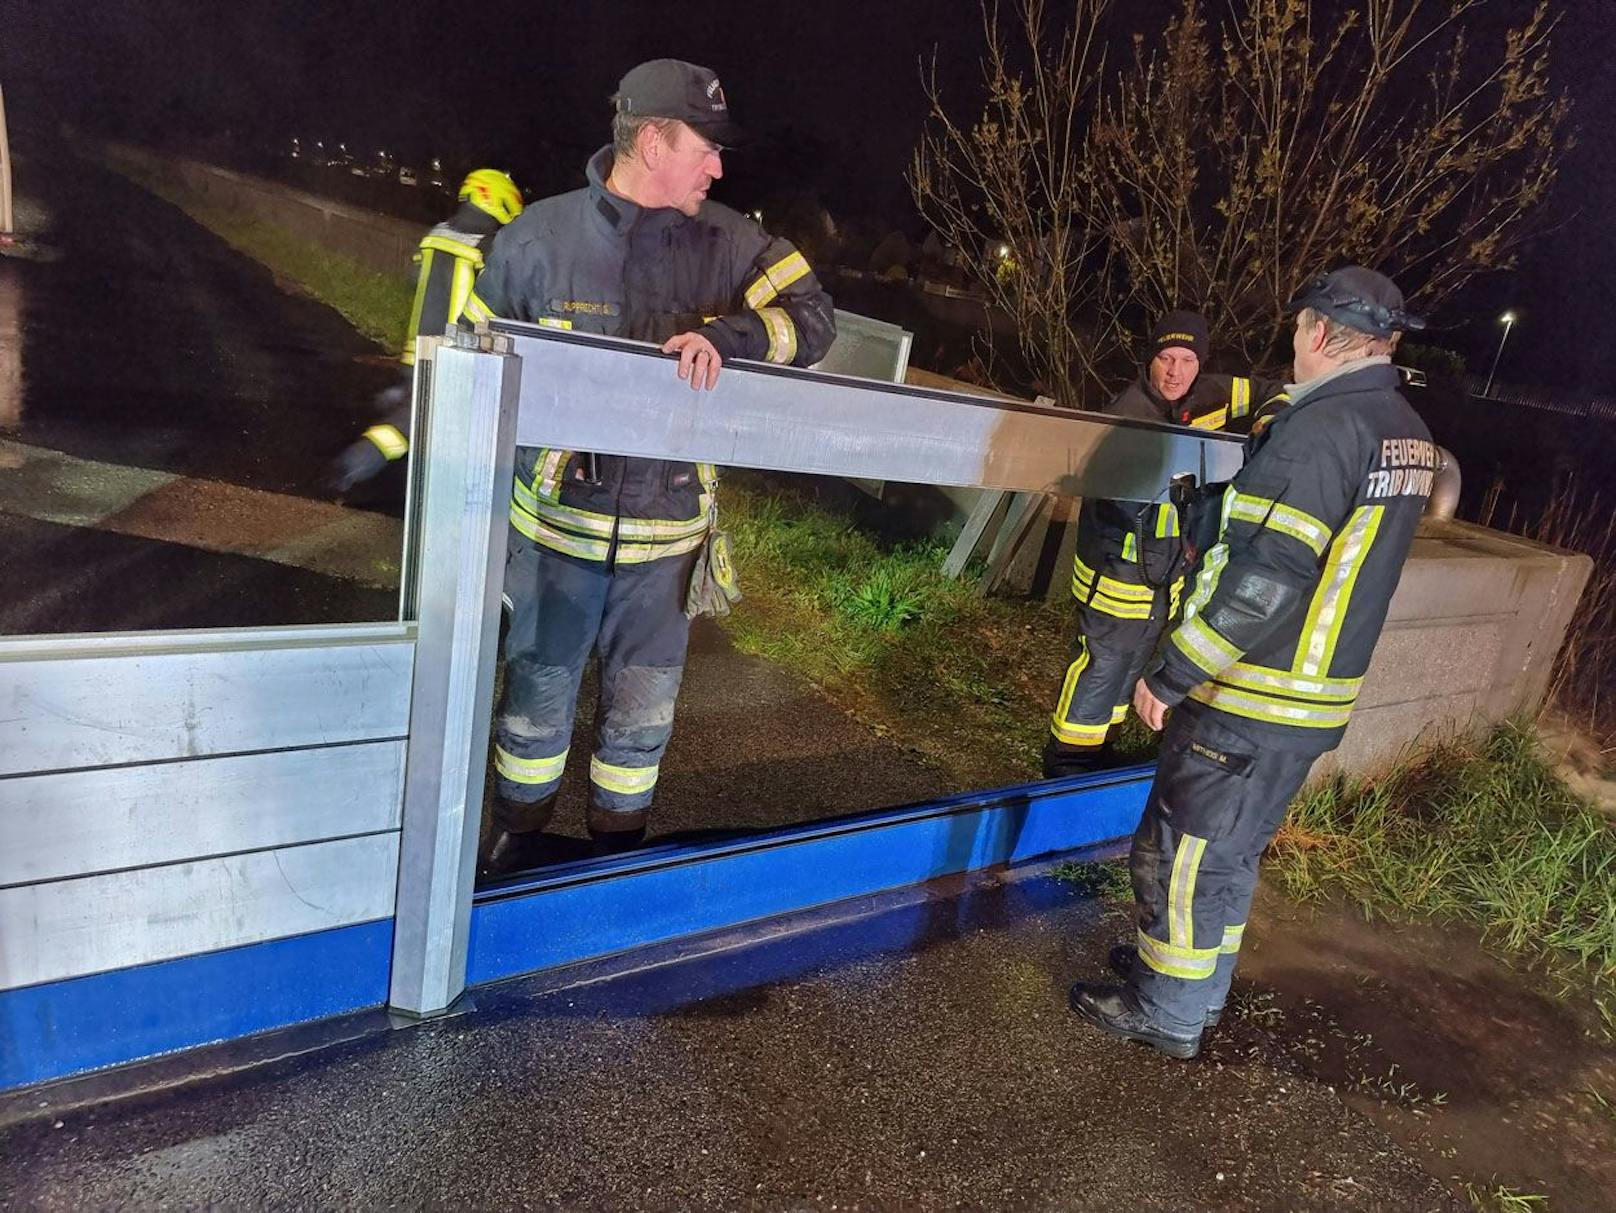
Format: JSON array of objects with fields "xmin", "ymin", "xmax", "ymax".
[
  {"xmin": 0, "ymin": 920, "xmax": 394, "ymax": 1093},
  {"xmin": 0, "ymin": 742, "xmax": 407, "ymax": 887},
  {"xmin": 0, "ymin": 634, "xmax": 413, "ymax": 777},
  {"xmin": 468, "ymin": 769, "xmax": 1151, "ymax": 987},
  {"xmin": 496, "ymin": 325, "xmax": 1244, "ymax": 502},
  {"xmin": 0, "ymin": 834, "xmax": 399, "ymax": 991}
]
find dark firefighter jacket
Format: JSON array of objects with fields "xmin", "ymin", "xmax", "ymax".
[
  {"xmin": 1145, "ymin": 357, "xmax": 1434, "ymax": 754},
  {"xmin": 358, "ymin": 202, "xmax": 503, "ymax": 463},
  {"xmin": 1074, "ymin": 372, "xmax": 1288, "ymax": 614},
  {"xmin": 464, "ymin": 146, "xmax": 836, "ymax": 564}
]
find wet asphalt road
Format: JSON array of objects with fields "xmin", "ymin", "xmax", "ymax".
[
  {"xmin": 0, "ymin": 146, "xmax": 401, "ymax": 633},
  {"xmin": 0, "ymin": 865, "xmax": 1462, "ymax": 1211}
]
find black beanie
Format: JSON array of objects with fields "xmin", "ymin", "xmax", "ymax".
[{"xmin": 1149, "ymin": 310, "xmax": 1210, "ymax": 363}]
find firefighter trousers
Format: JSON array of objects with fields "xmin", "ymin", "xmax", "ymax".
[
  {"xmin": 1046, "ymin": 595, "xmax": 1171, "ymax": 773},
  {"xmin": 1126, "ymin": 702, "xmax": 1320, "ymax": 1033},
  {"xmin": 493, "ymin": 539, "xmax": 697, "ymax": 836}
]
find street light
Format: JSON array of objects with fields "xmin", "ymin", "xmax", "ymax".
[{"xmin": 1483, "ymin": 310, "xmax": 1516, "ymax": 397}]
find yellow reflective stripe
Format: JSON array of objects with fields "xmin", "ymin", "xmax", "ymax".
[
  {"xmin": 1170, "ymin": 614, "xmax": 1241, "ymax": 675},
  {"xmin": 1221, "ymin": 923, "xmax": 1246, "ymax": 954},
  {"xmin": 1073, "ymin": 557, "xmax": 1154, "ymax": 601},
  {"xmin": 1215, "ymin": 662, "xmax": 1362, "ymax": 703},
  {"xmin": 512, "ymin": 475, "xmax": 539, "ymax": 514},
  {"xmin": 613, "ymin": 532, "xmax": 707, "ymax": 563},
  {"xmin": 495, "ymin": 745, "xmax": 568, "ymax": 786},
  {"xmin": 1052, "ymin": 720, "xmax": 1110, "ymax": 746},
  {"xmin": 757, "ymin": 306, "xmax": 798, "ymax": 365},
  {"xmin": 462, "ymin": 290, "xmax": 495, "ymax": 323},
  {"xmin": 695, "ymin": 463, "xmax": 719, "ymax": 494},
  {"xmin": 1189, "ymin": 408, "xmax": 1227, "ymax": 431},
  {"xmin": 403, "ymin": 247, "xmax": 435, "ymax": 364},
  {"xmin": 618, "ymin": 514, "xmax": 709, "ymax": 542},
  {"xmin": 1295, "ymin": 505, "xmax": 1384, "ymax": 677},
  {"xmin": 744, "ymin": 250, "xmax": 810, "ymax": 309},
  {"xmin": 1109, "ymin": 704, "xmax": 1130, "ymax": 724},
  {"xmin": 446, "ymin": 256, "xmax": 478, "ymax": 328},
  {"xmin": 1227, "ymin": 493, "xmax": 1333, "ymax": 557},
  {"xmin": 589, "ymin": 756, "xmax": 659, "ymax": 795},
  {"xmin": 1154, "ymin": 504, "xmax": 1178, "ymax": 539},
  {"xmin": 1121, "ymin": 531, "xmax": 1137, "ymax": 561},
  {"xmin": 419, "ymin": 233, "xmax": 485, "ymax": 266},
  {"xmin": 510, "ymin": 505, "xmax": 610, "ymax": 559},
  {"xmin": 534, "ymin": 449, "xmax": 569, "ymax": 502},
  {"xmin": 1052, "ymin": 639, "xmax": 1090, "ymax": 720},
  {"xmin": 537, "ymin": 316, "xmax": 574, "ymax": 330},
  {"xmin": 1183, "ymin": 537, "xmax": 1230, "ymax": 618},
  {"xmin": 1169, "ymin": 834, "xmax": 1207, "ymax": 950},
  {"xmin": 1231, "ymin": 377, "xmax": 1251, "ymax": 418},
  {"xmin": 1187, "ymin": 682, "xmax": 1354, "ymax": 727},
  {"xmin": 363, "ymin": 424, "xmax": 408, "ymax": 461},
  {"xmin": 1136, "ymin": 930, "xmax": 1220, "ymax": 979},
  {"xmin": 1087, "ymin": 596, "xmax": 1153, "ymax": 621}
]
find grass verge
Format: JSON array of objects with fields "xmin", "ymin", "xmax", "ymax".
[
  {"xmin": 1273, "ymin": 722, "xmax": 1616, "ymax": 1023},
  {"xmin": 718, "ymin": 476, "xmax": 1157, "ymax": 788},
  {"xmin": 100, "ymin": 147, "xmax": 412, "ymax": 352}
]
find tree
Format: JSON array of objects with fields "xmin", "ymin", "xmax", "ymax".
[
  {"xmin": 912, "ymin": 0, "xmax": 1568, "ymax": 398},
  {"xmin": 911, "ymin": 0, "xmax": 1121, "ymax": 407}
]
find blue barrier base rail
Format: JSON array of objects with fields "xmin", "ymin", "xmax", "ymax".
[{"xmin": 1, "ymin": 767, "xmax": 1152, "ymax": 1097}]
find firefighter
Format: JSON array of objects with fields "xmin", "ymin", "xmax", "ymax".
[
  {"xmin": 465, "ymin": 59, "xmax": 835, "ymax": 871},
  {"xmin": 1044, "ymin": 311, "xmax": 1287, "ymax": 778},
  {"xmin": 326, "ymin": 168, "xmax": 524, "ymax": 493},
  {"xmin": 1069, "ymin": 266, "xmax": 1432, "ymax": 1058}
]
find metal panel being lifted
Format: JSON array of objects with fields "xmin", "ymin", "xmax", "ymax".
[{"xmin": 491, "ymin": 324, "xmax": 1244, "ymax": 502}]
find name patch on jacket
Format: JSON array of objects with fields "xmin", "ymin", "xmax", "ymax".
[
  {"xmin": 549, "ymin": 299, "xmax": 623, "ymax": 317},
  {"xmin": 1187, "ymin": 740, "xmax": 1254, "ymax": 776},
  {"xmin": 1366, "ymin": 437, "xmax": 1437, "ymax": 499}
]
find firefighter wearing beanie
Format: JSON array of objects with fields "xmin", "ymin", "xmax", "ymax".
[{"xmin": 1043, "ymin": 311, "xmax": 1287, "ymax": 777}]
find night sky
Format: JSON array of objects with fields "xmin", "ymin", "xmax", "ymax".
[{"xmin": 4, "ymin": 0, "xmax": 1611, "ymax": 390}]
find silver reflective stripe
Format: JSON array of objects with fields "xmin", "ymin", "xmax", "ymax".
[{"xmin": 1297, "ymin": 506, "xmax": 1384, "ymax": 677}]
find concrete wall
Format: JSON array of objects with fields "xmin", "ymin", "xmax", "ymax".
[
  {"xmin": 104, "ymin": 143, "xmax": 420, "ymax": 279},
  {"xmin": 1323, "ymin": 520, "xmax": 1592, "ymax": 777}
]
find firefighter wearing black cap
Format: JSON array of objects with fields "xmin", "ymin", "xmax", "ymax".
[
  {"xmin": 465, "ymin": 59, "xmax": 835, "ymax": 870},
  {"xmin": 327, "ymin": 170, "xmax": 524, "ymax": 493},
  {"xmin": 1044, "ymin": 311, "xmax": 1287, "ymax": 778},
  {"xmin": 1069, "ymin": 266, "xmax": 1432, "ymax": 1059}
]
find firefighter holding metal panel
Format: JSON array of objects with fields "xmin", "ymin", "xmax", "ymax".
[
  {"xmin": 1070, "ymin": 267, "xmax": 1432, "ymax": 1058},
  {"xmin": 1045, "ymin": 312, "xmax": 1288, "ymax": 778},
  {"xmin": 464, "ymin": 59, "xmax": 835, "ymax": 871}
]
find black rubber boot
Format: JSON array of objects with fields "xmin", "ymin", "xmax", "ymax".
[
  {"xmin": 587, "ymin": 804, "xmax": 649, "ymax": 856},
  {"xmin": 1067, "ymin": 981, "xmax": 1201, "ymax": 1059},
  {"xmin": 478, "ymin": 828, "xmax": 545, "ymax": 878},
  {"xmin": 1042, "ymin": 736, "xmax": 1115, "ymax": 779},
  {"xmin": 1107, "ymin": 943, "xmax": 1224, "ymax": 1029},
  {"xmin": 478, "ymin": 795, "xmax": 558, "ymax": 877}
]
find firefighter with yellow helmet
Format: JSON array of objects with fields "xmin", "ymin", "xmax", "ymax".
[{"xmin": 326, "ymin": 168, "xmax": 523, "ymax": 493}]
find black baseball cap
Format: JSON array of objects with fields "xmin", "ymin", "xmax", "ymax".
[
  {"xmin": 614, "ymin": 59, "xmax": 744, "ymax": 147},
  {"xmin": 1286, "ymin": 266, "xmax": 1426, "ymax": 337}
]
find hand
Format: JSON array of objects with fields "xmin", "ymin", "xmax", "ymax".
[
  {"xmin": 325, "ymin": 441, "xmax": 388, "ymax": 496},
  {"xmin": 662, "ymin": 331, "xmax": 722, "ymax": 391},
  {"xmin": 1132, "ymin": 679, "xmax": 1171, "ymax": 732}
]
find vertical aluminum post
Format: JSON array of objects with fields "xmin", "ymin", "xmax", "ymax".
[{"xmin": 389, "ymin": 335, "xmax": 518, "ymax": 1016}]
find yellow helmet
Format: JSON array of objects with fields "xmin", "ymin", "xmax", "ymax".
[{"xmin": 458, "ymin": 169, "xmax": 523, "ymax": 225}]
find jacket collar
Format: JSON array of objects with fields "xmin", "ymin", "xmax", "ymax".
[
  {"xmin": 584, "ymin": 145, "xmax": 687, "ymax": 240},
  {"xmin": 1285, "ymin": 355, "xmax": 1397, "ymax": 407}
]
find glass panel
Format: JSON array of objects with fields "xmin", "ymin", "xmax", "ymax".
[{"xmin": 0, "ymin": 135, "xmax": 410, "ymax": 635}]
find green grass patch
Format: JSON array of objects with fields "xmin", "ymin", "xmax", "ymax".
[
  {"xmin": 1273, "ymin": 722, "xmax": 1616, "ymax": 1014},
  {"xmin": 717, "ymin": 478, "xmax": 1148, "ymax": 787},
  {"xmin": 1049, "ymin": 857, "xmax": 1133, "ymax": 904},
  {"xmin": 101, "ymin": 149, "xmax": 412, "ymax": 352}
]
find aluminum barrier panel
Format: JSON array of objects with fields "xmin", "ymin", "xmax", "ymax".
[{"xmin": 2, "ymin": 323, "xmax": 1229, "ymax": 1094}]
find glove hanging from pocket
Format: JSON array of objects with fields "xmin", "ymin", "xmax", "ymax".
[{"xmin": 684, "ymin": 463, "xmax": 742, "ymax": 619}]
